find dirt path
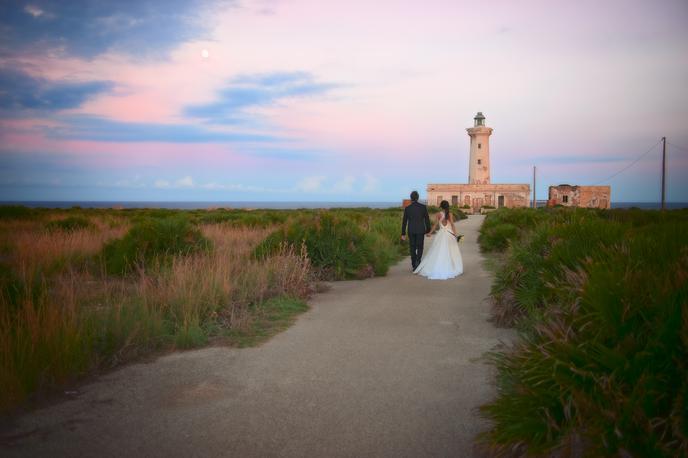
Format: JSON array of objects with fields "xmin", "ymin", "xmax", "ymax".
[{"xmin": 2, "ymin": 215, "xmax": 513, "ymax": 457}]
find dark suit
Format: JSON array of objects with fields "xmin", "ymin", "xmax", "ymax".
[{"xmin": 401, "ymin": 201, "xmax": 432, "ymax": 270}]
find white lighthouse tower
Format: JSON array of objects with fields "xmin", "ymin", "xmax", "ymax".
[
  {"xmin": 426, "ymin": 112, "xmax": 530, "ymax": 213},
  {"xmin": 467, "ymin": 112, "xmax": 493, "ymax": 184}
]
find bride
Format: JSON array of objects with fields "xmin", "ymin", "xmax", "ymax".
[{"xmin": 414, "ymin": 200, "xmax": 463, "ymax": 280}]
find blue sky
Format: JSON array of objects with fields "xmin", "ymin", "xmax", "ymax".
[{"xmin": 1, "ymin": 0, "xmax": 687, "ymax": 202}]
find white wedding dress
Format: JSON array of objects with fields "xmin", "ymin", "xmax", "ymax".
[{"xmin": 413, "ymin": 213, "xmax": 463, "ymax": 280}]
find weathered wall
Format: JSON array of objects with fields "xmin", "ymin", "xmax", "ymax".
[
  {"xmin": 427, "ymin": 183, "xmax": 530, "ymax": 213},
  {"xmin": 467, "ymin": 126, "xmax": 493, "ymax": 185},
  {"xmin": 547, "ymin": 185, "xmax": 611, "ymax": 209}
]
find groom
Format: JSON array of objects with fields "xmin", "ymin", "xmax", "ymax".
[{"xmin": 401, "ymin": 191, "xmax": 432, "ymax": 271}]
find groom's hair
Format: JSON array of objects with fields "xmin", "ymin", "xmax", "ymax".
[{"xmin": 410, "ymin": 191, "xmax": 419, "ymax": 201}]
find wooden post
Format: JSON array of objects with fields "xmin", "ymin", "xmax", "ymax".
[
  {"xmin": 661, "ymin": 137, "xmax": 666, "ymax": 210},
  {"xmin": 532, "ymin": 166, "xmax": 537, "ymax": 208}
]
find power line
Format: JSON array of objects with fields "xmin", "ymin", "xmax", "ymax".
[
  {"xmin": 667, "ymin": 142, "xmax": 688, "ymax": 153},
  {"xmin": 590, "ymin": 139, "xmax": 663, "ymax": 185}
]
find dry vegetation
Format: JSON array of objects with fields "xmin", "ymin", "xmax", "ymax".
[
  {"xmin": 0, "ymin": 213, "xmax": 312, "ymax": 412},
  {"xmin": 0, "ymin": 206, "xmax": 404, "ymax": 413}
]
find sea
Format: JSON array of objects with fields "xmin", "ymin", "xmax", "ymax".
[{"xmin": 2, "ymin": 201, "xmax": 687, "ymax": 210}]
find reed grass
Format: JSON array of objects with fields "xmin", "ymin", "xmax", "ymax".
[{"xmin": 478, "ymin": 207, "xmax": 688, "ymax": 456}]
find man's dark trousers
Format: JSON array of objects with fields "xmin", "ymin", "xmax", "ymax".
[
  {"xmin": 401, "ymin": 200, "xmax": 432, "ymax": 270},
  {"xmin": 408, "ymin": 233, "xmax": 425, "ymax": 270}
]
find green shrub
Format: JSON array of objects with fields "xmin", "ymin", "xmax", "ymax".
[
  {"xmin": 361, "ymin": 231, "xmax": 397, "ymax": 276},
  {"xmin": 197, "ymin": 209, "xmax": 289, "ymax": 227},
  {"xmin": 0, "ymin": 205, "xmax": 35, "ymax": 220},
  {"xmin": 477, "ymin": 223, "xmax": 518, "ymax": 252},
  {"xmin": 480, "ymin": 208, "xmax": 688, "ymax": 456},
  {"xmin": 597, "ymin": 207, "xmax": 688, "ymax": 226},
  {"xmin": 45, "ymin": 216, "xmax": 93, "ymax": 232},
  {"xmin": 255, "ymin": 212, "xmax": 368, "ymax": 279},
  {"xmin": 0, "ymin": 264, "xmax": 44, "ymax": 316},
  {"xmin": 255, "ymin": 211, "xmax": 403, "ymax": 280},
  {"xmin": 174, "ymin": 319, "xmax": 208, "ymax": 349},
  {"xmin": 490, "ymin": 214, "xmax": 628, "ymax": 326},
  {"xmin": 479, "ymin": 208, "xmax": 549, "ymax": 252},
  {"xmin": 427, "ymin": 205, "xmax": 468, "ymax": 221},
  {"xmin": 101, "ymin": 216, "xmax": 211, "ymax": 275},
  {"xmin": 453, "ymin": 207, "xmax": 468, "ymax": 220}
]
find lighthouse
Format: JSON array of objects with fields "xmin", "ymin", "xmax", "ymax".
[
  {"xmin": 467, "ymin": 112, "xmax": 492, "ymax": 185},
  {"xmin": 426, "ymin": 112, "xmax": 530, "ymax": 213}
]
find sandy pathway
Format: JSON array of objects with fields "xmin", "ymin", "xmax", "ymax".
[{"xmin": 2, "ymin": 215, "xmax": 513, "ymax": 457}]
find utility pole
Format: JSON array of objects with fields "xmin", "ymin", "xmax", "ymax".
[
  {"xmin": 661, "ymin": 137, "xmax": 666, "ymax": 211},
  {"xmin": 532, "ymin": 165, "xmax": 537, "ymax": 208}
]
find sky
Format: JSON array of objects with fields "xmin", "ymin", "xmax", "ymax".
[{"xmin": 1, "ymin": 0, "xmax": 687, "ymax": 203}]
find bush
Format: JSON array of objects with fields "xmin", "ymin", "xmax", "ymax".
[
  {"xmin": 101, "ymin": 216, "xmax": 211, "ymax": 275},
  {"xmin": 479, "ymin": 208, "xmax": 549, "ymax": 252},
  {"xmin": 255, "ymin": 211, "xmax": 403, "ymax": 280},
  {"xmin": 45, "ymin": 216, "xmax": 93, "ymax": 232},
  {"xmin": 490, "ymin": 214, "xmax": 628, "ymax": 326},
  {"xmin": 255, "ymin": 212, "xmax": 367, "ymax": 279},
  {"xmin": 453, "ymin": 207, "xmax": 468, "ymax": 220},
  {"xmin": 0, "ymin": 205, "xmax": 35, "ymax": 220},
  {"xmin": 479, "ymin": 208, "xmax": 688, "ymax": 456},
  {"xmin": 597, "ymin": 207, "xmax": 688, "ymax": 226},
  {"xmin": 197, "ymin": 209, "xmax": 289, "ymax": 227},
  {"xmin": 477, "ymin": 223, "xmax": 518, "ymax": 252},
  {"xmin": 427, "ymin": 205, "xmax": 468, "ymax": 221}
]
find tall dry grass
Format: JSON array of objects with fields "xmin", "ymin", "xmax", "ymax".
[
  {"xmin": 0, "ymin": 220, "xmax": 312, "ymax": 412},
  {"xmin": 5, "ymin": 222, "xmax": 128, "ymax": 277}
]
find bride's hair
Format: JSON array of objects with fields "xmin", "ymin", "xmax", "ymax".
[{"xmin": 440, "ymin": 200, "xmax": 450, "ymax": 221}]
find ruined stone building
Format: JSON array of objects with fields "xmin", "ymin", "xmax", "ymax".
[
  {"xmin": 547, "ymin": 185, "xmax": 611, "ymax": 209},
  {"xmin": 426, "ymin": 112, "xmax": 530, "ymax": 213}
]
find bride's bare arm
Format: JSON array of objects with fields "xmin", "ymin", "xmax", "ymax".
[{"xmin": 430, "ymin": 213, "xmax": 441, "ymax": 233}]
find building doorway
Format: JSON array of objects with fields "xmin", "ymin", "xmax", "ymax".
[
  {"xmin": 451, "ymin": 195, "xmax": 458, "ymax": 206},
  {"xmin": 498, "ymin": 195, "xmax": 504, "ymax": 208},
  {"xmin": 472, "ymin": 197, "xmax": 483, "ymax": 213}
]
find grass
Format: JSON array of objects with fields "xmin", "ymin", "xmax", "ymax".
[
  {"xmin": 0, "ymin": 205, "xmax": 404, "ymax": 413},
  {"xmin": 45, "ymin": 216, "xmax": 94, "ymax": 232},
  {"xmin": 478, "ymin": 207, "xmax": 548, "ymax": 253},
  {"xmin": 477, "ymin": 207, "xmax": 688, "ymax": 457},
  {"xmin": 223, "ymin": 297, "xmax": 309, "ymax": 347},
  {"xmin": 255, "ymin": 209, "xmax": 405, "ymax": 280},
  {"xmin": 101, "ymin": 215, "xmax": 211, "ymax": 275}
]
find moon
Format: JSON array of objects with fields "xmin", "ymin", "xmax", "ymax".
[{"xmin": 201, "ymin": 49, "xmax": 209, "ymax": 58}]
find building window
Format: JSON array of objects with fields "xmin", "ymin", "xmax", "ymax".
[
  {"xmin": 563, "ymin": 195, "xmax": 569, "ymax": 203},
  {"xmin": 478, "ymin": 143, "xmax": 481, "ymax": 149},
  {"xmin": 477, "ymin": 159, "xmax": 482, "ymax": 165}
]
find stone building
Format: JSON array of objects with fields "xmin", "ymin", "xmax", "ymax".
[
  {"xmin": 426, "ymin": 112, "xmax": 530, "ymax": 213},
  {"xmin": 547, "ymin": 185, "xmax": 611, "ymax": 209}
]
